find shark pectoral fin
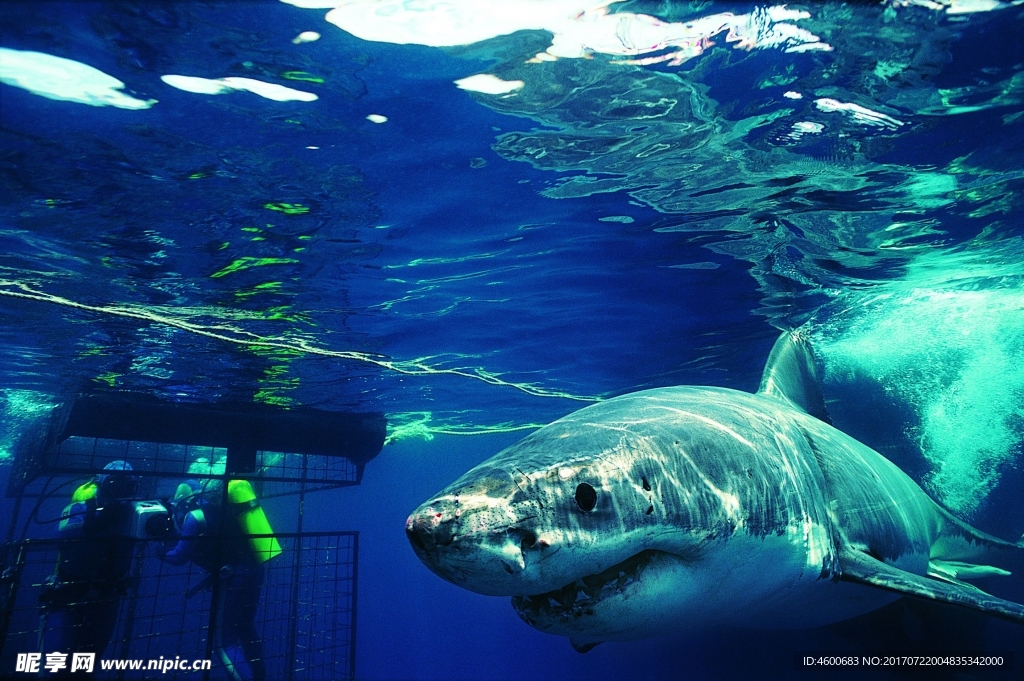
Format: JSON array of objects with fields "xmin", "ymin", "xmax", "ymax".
[
  {"xmin": 925, "ymin": 567, "xmax": 994, "ymax": 593},
  {"xmin": 929, "ymin": 559, "xmax": 1012, "ymax": 583},
  {"xmin": 570, "ymin": 639, "xmax": 602, "ymax": 654},
  {"xmin": 838, "ymin": 547, "xmax": 1024, "ymax": 624},
  {"xmin": 756, "ymin": 331, "xmax": 831, "ymax": 424}
]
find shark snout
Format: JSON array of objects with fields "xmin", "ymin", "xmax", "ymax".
[
  {"xmin": 406, "ymin": 502, "xmax": 458, "ymax": 553},
  {"xmin": 406, "ymin": 486, "xmax": 561, "ymax": 595}
]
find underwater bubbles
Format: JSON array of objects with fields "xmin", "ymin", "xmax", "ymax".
[
  {"xmin": 812, "ymin": 243, "xmax": 1024, "ymax": 516},
  {"xmin": 0, "ymin": 389, "xmax": 56, "ymax": 463}
]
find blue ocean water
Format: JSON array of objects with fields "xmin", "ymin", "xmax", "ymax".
[{"xmin": 1, "ymin": 1, "xmax": 1023, "ymax": 679}]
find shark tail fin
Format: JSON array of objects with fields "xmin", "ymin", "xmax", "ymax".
[{"xmin": 757, "ymin": 330, "xmax": 831, "ymax": 424}]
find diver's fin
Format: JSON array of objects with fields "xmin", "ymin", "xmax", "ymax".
[
  {"xmin": 838, "ymin": 546, "xmax": 1024, "ymax": 624},
  {"xmin": 757, "ymin": 331, "xmax": 831, "ymax": 424},
  {"xmin": 570, "ymin": 639, "xmax": 602, "ymax": 654}
]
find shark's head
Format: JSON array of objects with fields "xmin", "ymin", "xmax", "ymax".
[{"xmin": 406, "ymin": 397, "xmax": 715, "ymax": 643}]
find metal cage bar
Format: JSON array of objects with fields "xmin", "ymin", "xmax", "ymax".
[{"xmin": 0, "ymin": 533, "xmax": 358, "ymax": 680}]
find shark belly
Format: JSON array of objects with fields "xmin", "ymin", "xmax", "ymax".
[{"xmin": 519, "ymin": 528, "xmax": 908, "ymax": 644}]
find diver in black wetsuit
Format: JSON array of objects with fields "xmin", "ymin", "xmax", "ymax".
[
  {"xmin": 161, "ymin": 479, "xmax": 278, "ymax": 681},
  {"xmin": 39, "ymin": 461, "xmax": 139, "ymax": 667}
]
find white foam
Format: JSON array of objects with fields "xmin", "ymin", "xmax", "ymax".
[
  {"xmin": 945, "ymin": 0, "xmax": 1004, "ymax": 13},
  {"xmin": 293, "ymin": 30, "xmax": 322, "ymax": 43},
  {"xmin": 455, "ymin": 74, "xmax": 524, "ymax": 95},
  {"xmin": 784, "ymin": 121, "xmax": 824, "ymax": 141},
  {"xmin": 893, "ymin": 0, "xmax": 1010, "ymax": 13},
  {"xmin": 0, "ymin": 48, "xmax": 155, "ymax": 109},
  {"xmin": 161, "ymin": 74, "xmax": 232, "ymax": 95},
  {"xmin": 284, "ymin": 1, "xmax": 830, "ymax": 65},
  {"xmin": 814, "ymin": 97, "xmax": 904, "ymax": 130},
  {"xmin": 161, "ymin": 74, "xmax": 317, "ymax": 102},
  {"xmin": 280, "ymin": 0, "xmax": 340, "ymax": 7}
]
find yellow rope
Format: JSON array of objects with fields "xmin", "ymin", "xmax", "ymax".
[{"xmin": 0, "ymin": 280, "xmax": 601, "ymax": 403}]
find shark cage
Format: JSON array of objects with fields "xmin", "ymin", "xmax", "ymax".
[{"xmin": 0, "ymin": 393, "xmax": 386, "ymax": 680}]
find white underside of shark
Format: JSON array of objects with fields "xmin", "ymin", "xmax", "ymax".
[{"xmin": 407, "ymin": 331, "xmax": 1024, "ymax": 651}]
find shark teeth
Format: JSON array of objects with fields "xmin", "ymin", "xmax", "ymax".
[{"xmin": 512, "ymin": 550, "xmax": 657, "ymax": 623}]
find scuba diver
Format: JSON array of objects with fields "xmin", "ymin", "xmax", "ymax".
[
  {"xmin": 161, "ymin": 478, "xmax": 280, "ymax": 681},
  {"xmin": 39, "ymin": 460, "xmax": 139, "ymax": 661}
]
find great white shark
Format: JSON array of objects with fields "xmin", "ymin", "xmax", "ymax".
[{"xmin": 406, "ymin": 332, "xmax": 1024, "ymax": 651}]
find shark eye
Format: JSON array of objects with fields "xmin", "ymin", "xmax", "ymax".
[{"xmin": 574, "ymin": 482, "xmax": 597, "ymax": 512}]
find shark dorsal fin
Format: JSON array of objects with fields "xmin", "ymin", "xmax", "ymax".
[{"xmin": 757, "ymin": 331, "xmax": 831, "ymax": 424}]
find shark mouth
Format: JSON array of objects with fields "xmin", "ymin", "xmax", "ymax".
[{"xmin": 512, "ymin": 550, "xmax": 658, "ymax": 625}]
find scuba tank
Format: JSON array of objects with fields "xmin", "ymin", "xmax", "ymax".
[
  {"xmin": 71, "ymin": 480, "xmax": 98, "ymax": 503},
  {"xmin": 59, "ymin": 480, "xmax": 98, "ymax": 533},
  {"xmin": 226, "ymin": 480, "xmax": 282, "ymax": 564}
]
